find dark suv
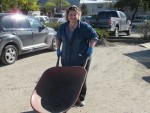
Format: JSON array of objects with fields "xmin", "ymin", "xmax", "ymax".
[{"xmin": 0, "ymin": 13, "xmax": 57, "ymax": 65}]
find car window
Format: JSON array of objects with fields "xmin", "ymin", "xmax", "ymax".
[
  {"xmin": 98, "ymin": 11, "xmax": 118, "ymax": 19},
  {"xmin": 27, "ymin": 17, "xmax": 43, "ymax": 28},
  {"xmin": 39, "ymin": 17, "xmax": 44, "ymax": 22},
  {"xmin": 1, "ymin": 16, "xmax": 13, "ymax": 29},
  {"xmin": 119, "ymin": 12, "xmax": 127, "ymax": 19},
  {"xmin": 34, "ymin": 17, "xmax": 40, "ymax": 21},
  {"xmin": 12, "ymin": 16, "xmax": 29, "ymax": 28}
]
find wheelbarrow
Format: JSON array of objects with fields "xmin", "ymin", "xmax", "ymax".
[{"xmin": 30, "ymin": 57, "xmax": 88, "ymax": 113}]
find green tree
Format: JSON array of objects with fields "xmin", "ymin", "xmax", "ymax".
[
  {"xmin": 143, "ymin": 0, "xmax": 150, "ymax": 10},
  {"xmin": 17, "ymin": 0, "xmax": 40, "ymax": 14},
  {"xmin": 0, "ymin": 0, "xmax": 15, "ymax": 12},
  {"xmin": 81, "ymin": 3, "xmax": 87, "ymax": 15},
  {"xmin": 43, "ymin": 2, "xmax": 55, "ymax": 15},
  {"xmin": 114, "ymin": 0, "xmax": 150, "ymax": 20},
  {"xmin": 48, "ymin": 0, "xmax": 69, "ymax": 7},
  {"xmin": 0, "ymin": 0, "xmax": 39, "ymax": 13},
  {"xmin": 47, "ymin": 0, "xmax": 70, "ymax": 12}
]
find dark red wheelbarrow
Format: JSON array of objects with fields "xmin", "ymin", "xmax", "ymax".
[{"xmin": 30, "ymin": 57, "xmax": 88, "ymax": 113}]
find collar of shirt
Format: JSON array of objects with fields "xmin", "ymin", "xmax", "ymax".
[{"xmin": 66, "ymin": 20, "xmax": 81, "ymax": 29}]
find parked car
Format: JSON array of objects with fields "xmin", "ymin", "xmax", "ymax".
[
  {"xmin": 131, "ymin": 15, "xmax": 150, "ymax": 28},
  {"xmin": 53, "ymin": 13, "xmax": 65, "ymax": 18},
  {"xmin": 89, "ymin": 10, "xmax": 132, "ymax": 37},
  {"xmin": 81, "ymin": 15, "xmax": 93, "ymax": 23},
  {"xmin": 49, "ymin": 17, "xmax": 66, "ymax": 24},
  {"xmin": 34, "ymin": 15, "xmax": 50, "ymax": 23},
  {"xmin": 0, "ymin": 13, "xmax": 57, "ymax": 65}
]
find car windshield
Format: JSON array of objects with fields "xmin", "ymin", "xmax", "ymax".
[{"xmin": 54, "ymin": 13, "xmax": 65, "ymax": 18}]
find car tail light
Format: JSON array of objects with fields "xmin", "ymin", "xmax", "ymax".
[{"xmin": 109, "ymin": 19, "xmax": 112, "ymax": 25}]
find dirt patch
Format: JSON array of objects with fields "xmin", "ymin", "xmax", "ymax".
[{"xmin": 0, "ymin": 35, "xmax": 150, "ymax": 113}]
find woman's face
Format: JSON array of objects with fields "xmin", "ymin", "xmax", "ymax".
[{"xmin": 68, "ymin": 10, "xmax": 79, "ymax": 23}]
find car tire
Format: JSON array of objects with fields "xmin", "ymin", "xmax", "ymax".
[
  {"xmin": 126, "ymin": 27, "xmax": 132, "ymax": 36},
  {"xmin": 113, "ymin": 27, "xmax": 119, "ymax": 37},
  {"xmin": 0, "ymin": 45, "xmax": 18, "ymax": 65},
  {"xmin": 50, "ymin": 37, "xmax": 57, "ymax": 51}
]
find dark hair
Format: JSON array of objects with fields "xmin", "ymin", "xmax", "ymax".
[{"xmin": 66, "ymin": 5, "xmax": 82, "ymax": 21}]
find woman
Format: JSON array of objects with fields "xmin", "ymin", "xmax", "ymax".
[{"xmin": 56, "ymin": 5, "xmax": 99, "ymax": 107}]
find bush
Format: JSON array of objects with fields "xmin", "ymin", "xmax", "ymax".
[
  {"xmin": 94, "ymin": 28, "xmax": 110, "ymax": 39},
  {"xmin": 44, "ymin": 22, "xmax": 61, "ymax": 31},
  {"xmin": 137, "ymin": 20, "xmax": 150, "ymax": 40}
]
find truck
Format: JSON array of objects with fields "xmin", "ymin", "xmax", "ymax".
[{"xmin": 89, "ymin": 10, "xmax": 132, "ymax": 37}]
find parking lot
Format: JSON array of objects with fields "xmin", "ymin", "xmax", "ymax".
[{"xmin": 1, "ymin": 38, "xmax": 150, "ymax": 113}]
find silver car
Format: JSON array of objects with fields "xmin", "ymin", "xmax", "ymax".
[{"xmin": 0, "ymin": 14, "xmax": 56, "ymax": 65}]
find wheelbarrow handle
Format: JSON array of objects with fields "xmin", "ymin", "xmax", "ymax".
[
  {"xmin": 83, "ymin": 56, "xmax": 90, "ymax": 68},
  {"xmin": 56, "ymin": 56, "xmax": 60, "ymax": 67},
  {"xmin": 56, "ymin": 56, "xmax": 90, "ymax": 68}
]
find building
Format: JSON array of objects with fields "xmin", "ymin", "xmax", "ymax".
[
  {"xmin": 79, "ymin": 0, "xmax": 118, "ymax": 15},
  {"xmin": 67, "ymin": 0, "xmax": 80, "ymax": 6}
]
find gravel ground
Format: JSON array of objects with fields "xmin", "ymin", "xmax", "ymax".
[{"xmin": 0, "ymin": 42, "xmax": 150, "ymax": 113}]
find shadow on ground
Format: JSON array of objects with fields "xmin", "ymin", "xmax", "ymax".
[
  {"xmin": 142, "ymin": 76, "xmax": 150, "ymax": 84},
  {"xmin": 124, "ymin": 49, "xmax": 150, "ymax": 69}
]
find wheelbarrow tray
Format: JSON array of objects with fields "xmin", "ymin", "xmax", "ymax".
[{"xmin": 30, "ymin": 66, "xmax": 87, "ymax": 113}]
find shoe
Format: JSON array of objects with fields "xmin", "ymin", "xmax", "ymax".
[{"xmin": 80, "ymin": 100, "xmax": 85, "ymax": 107}]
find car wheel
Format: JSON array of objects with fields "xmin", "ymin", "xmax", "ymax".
[
  {"xmin": 0, "ymin": 45, "xmax": 18, "ymax": 65},
  {"xmin": 126, "ymin": 27, "xmax": 132, "ymax": 35},
  {"xmin": 113, "ymin": 27, "xmax": 119, "ymax": 37},
  {"xmin": 50, "ymin": 37, "xmax": 57, "ymax": 51}
]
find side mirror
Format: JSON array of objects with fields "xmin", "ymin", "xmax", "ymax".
[{"xmin": 39, "ymin": 25, "xmax": 45, "ymax": 31}]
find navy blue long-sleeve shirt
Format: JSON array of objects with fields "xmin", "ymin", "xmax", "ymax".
[{"xmin": 56, "ymin": 21, "xmax": 99, "ymax": 66}]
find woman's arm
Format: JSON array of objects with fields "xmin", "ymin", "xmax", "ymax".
[
  {"xmin": 56, "ymin": 39, "xmax": 61, "ymax": 49},
  {"xmin": 89, "ymin": 39, "xmax": 97, "ymax": 48}
]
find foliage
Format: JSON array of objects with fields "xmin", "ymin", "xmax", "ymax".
[
  {"xmin": 137, "ymin": 20, "xmax": 150, "ymax": 40},
  {"xmin": 47, "ymin": 0, "xmax": 69, "ymax": 11},
  {"xmin": 44, "ymin": 21, "xmax": 61, "ymax": 31},
  {"xmin": 17, "ymin": 0, "xmax": 40, "ymax": 13},
  {"xmin": 114, "ymin": 0, "xmax": 150, "ymax": 20},
  {"xmin": 48, "ymin": 0, "xmax": 69, "ymax": 7},
  {"xmin": 43, "ymin": 2, "xmax": 56, "ymax": 14},
  {"xmin": 94, "ymin": 28, "xmax": 109, "ymax": 39},
  {"xmin": 41, "ymin": 0, "xmax": 69, "ymax": 14},
  {"xmin": 0, "ymin": 0, "xmax": 40, "ymax": 13},
  {"xmin": 81, "ymin": 3, "xmax": 88, "ymax": 16}
]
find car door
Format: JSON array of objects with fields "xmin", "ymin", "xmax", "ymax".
[
  {"xmin": 27, "ymin": 17, "xmax": 49, "ymax": 48},
  {"xmin": 2, "ymin": 15, "xmax": 33, "ymax": 49}
]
